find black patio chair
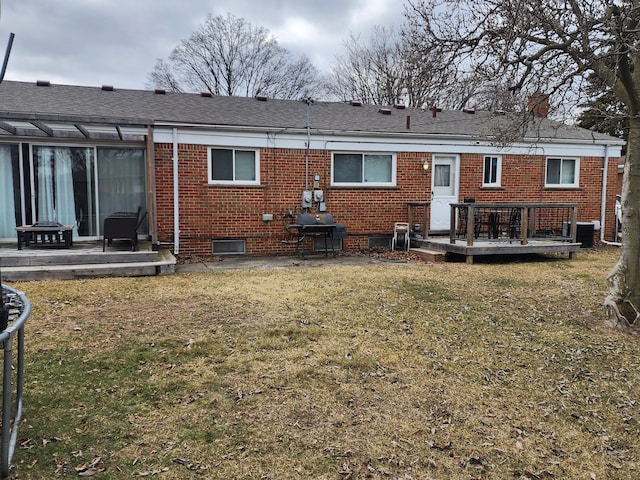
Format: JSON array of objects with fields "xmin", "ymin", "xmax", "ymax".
[{"xmin": 103, "ymin": 207, "xmax": 147, "ymax": 252}]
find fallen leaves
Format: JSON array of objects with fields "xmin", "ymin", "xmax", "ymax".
[
  {"xmin": 75, "ymin": 456, "xmax": 104, "ymax": 476},
  {"xmin": 132, "ymin": 467, "xmax": 170, "ymax": 477},
  {"xmin": 13, "ymin": 248, "xmax": 640, "ymax": 479}
]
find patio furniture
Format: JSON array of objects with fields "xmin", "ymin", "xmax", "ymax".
[
  {"xmin": 103, "ymin": 207, "xmax": 147, "ymax": 252},
  {"xmin": 15, "ymin": 222, "xmax": 74, "ymax": 250}
]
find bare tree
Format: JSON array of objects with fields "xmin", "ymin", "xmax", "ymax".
[
  {"xmin": 328, "ymin": 26, "xmax": 458, "ymax": 107},
  {"xmin": 404, "ymin": 0, "xmax": 639, "ymax": 328},
  {"xmin": 147, "ymin": 59, "xmax": 182, "ymax": 92},
  {"xmin": 328, "ymin": 24, "xmax": 516, "ymax": 110},
  {"xmin": 147, "ymin": 13, "xmax": 322, "ymax": 99},
  {"xmin": 328, "ymin": 27, "xmax": 406, "ymax": 105}
]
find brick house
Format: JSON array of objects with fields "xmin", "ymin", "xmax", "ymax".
[{"xmin": 0, "ymin": 81, "xmax": 624, "ymax": 256}]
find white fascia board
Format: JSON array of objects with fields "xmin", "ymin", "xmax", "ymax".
[{"xmin": 153, "ymin": 126, "xmax": 622, "ymax": 158}]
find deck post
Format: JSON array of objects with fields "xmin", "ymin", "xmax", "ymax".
[
  {"xmin": 520, "ymin": 206, "xmax": 528, "ymax": 245},
  {"xmin": 569, "ymin": 205, "xmax": 579, "ymax": 259},
  {"xmin": 466, "ymin": 204, "xmax": 475, "ymax": 246},
  {"xmin": 450, "ymin": 206, "xmax": 456, "ymax": 244},
  {"xmin": 527, "ymin": 206, "xmax": 535, "ymax": 238}
]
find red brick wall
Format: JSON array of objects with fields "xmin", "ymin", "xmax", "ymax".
[{"xmin": 153, "ymin": 143, "xmax": 620, "ymax": 256}]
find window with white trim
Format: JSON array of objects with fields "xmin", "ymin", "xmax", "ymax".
[
  {"xmin": 545, "ymin": 157, "xmax": 578, "ymax": 187},
  {"xmin": 209, "ymin": 148, "xmax": 259, "ymax": 184},
  {"xmin": 483, "ymin": 155, "xmax": 501, "ymax": 186},
  {"xmin": 332, "ymin": 152, "xmax": 395, "ymax": 186}
]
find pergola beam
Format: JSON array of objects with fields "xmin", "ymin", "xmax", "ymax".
[
  {"xmin": 31, "ymin": 121, "xmax": 53, "ymax": 136},
  {"xmin": 74, "ymin": 123, "xmax": 91, "ymax": 139},
  {"xmin": 0, "ymin": 121, "xmax": 16, "ymax": 134}
]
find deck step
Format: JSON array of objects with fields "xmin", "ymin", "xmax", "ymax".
[
  {"xmin": 1, "ymin": 250, "xmax": 176, "ymax": 281},
  {"xmin": 1, "ymin": 251, "xmax": 157, "ymax": 267},
  {"xmin": 410, "ymin": 247, "xmax": 446, "ymax": 263}
]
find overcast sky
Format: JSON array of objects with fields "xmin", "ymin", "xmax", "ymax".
[{"xmin": 0, "ymin": 0, "xmax": 408, "ymax": 90}]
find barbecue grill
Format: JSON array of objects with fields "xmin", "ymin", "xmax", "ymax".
[{"xmin": 285, "ymin": 213, "xmax": 346, "ymax": 258}]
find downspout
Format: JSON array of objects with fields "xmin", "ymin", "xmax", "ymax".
[
  {"xmin": 305, "ymin": 98, "xmax": 311, "ymax": 191},
  {"xmin": 600, "ymin": 144, "xmax": 621, "ymax": 246},
  {"xmin": 172, "ymin": 128, "xmax": 180, "ymax": 255}
]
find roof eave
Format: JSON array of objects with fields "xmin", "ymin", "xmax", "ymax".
[{"xmin": 154, "ymin": 121, "xmax": 626, "ymax": 147}]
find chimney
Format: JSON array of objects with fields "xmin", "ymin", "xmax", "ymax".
[{"xmin": 528, "ymin": 94, "xmax": 550, "ymax": 118}]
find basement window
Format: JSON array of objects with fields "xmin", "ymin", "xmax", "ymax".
[
  {"xmin": 332, "ymin": 152, "xmax": 396, "ymax": 186},
  {"xmin": 368, "ymin": 236, "xmax": 392, "ymax": 248},
  {"xmin": 212, "ymin": 239, "xmax": 246, "ymax": 255},
  {"xmin": 209, "ymin": 148, "xmax": 260, "ymax": 185},
  {"xmin": 313, "ymin": 237, "xmax": 343, "ymax": 252}
]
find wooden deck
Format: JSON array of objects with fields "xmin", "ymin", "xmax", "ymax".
[
  {"xmin": 0, "ymin": 240, "xmax": 176, "ymax": 281},
  {"xmin": 417, "ymin": 202, "xmax": 584, "ymax": 263},
  {"xmin": 418, "ymin": 236, "xmax": 582, "ymax": 263}
]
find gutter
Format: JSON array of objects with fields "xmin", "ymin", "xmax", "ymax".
[
  {"xmin": 172, "ymin": 128, "xmax": 180, "ymax": 254},
  {"xmin": 151, "ymin": 121, "xmax": 626, "ymax": 145}
]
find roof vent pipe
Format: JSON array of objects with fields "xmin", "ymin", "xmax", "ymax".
[
  {"xmin": 432, "ymin": 106, "xmax": 437, "ymax": 118},
  {"xmin": 406, "ymin": 115, "xmax": 411, "ymax": 129}
]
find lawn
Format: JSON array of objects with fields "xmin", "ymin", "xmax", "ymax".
[{"xmin": 6, "ymin": 247, "xmax": 639, "ymax": 479}]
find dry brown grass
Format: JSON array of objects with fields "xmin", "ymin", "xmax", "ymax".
[{"xmin": 8, "ymin": 247, "xmax": 640, "ymax": 479}]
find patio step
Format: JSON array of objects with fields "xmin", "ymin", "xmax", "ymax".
[
  {"xmin": 410, "ymin": 247, "xmax": 446, "ymax": 263},
  {"xmin": 1, "ymin": 250, "xmax": 156, "ymax": 268},
  {"xmin": 1, "ymin": 250, "xmax": 176, "ymax": 281}
]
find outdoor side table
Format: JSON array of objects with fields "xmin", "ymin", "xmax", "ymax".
[{"xmin": 16, "ymin": 223, "xmax": 74, "ymax": 250}]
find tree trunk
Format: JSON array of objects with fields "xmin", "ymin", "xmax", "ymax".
[{"xmin": 605, "ymin": 117, "xmax": 640, "ymax": 328}]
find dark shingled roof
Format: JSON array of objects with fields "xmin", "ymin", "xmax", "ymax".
[{"xmin": 0, "ymin": 80, "xmax": 623, "ymax": 145}]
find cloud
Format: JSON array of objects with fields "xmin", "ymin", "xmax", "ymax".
[{"xmin": 0, "ymin": 0, "xmax": 407, "ymax": 89}]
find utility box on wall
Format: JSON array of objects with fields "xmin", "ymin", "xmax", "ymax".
[{"xmin": 302, "ymin": 190, "xmax": 313, "ymax": 208}]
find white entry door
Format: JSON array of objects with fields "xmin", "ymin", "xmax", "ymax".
[{"xmin": 430, "ymin": 155, "xmax": 459, "ymax": 232}]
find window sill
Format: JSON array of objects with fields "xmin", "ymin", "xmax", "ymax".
[
  {"xmin": 543, "ymin": 186, "xmax": 582, "ymax": 190},
  {"xmin": 480, "ymin": 186, "xmax": 505, "ymax": 190},
  {"xmin": 204, "ymin": 183, "xmax": 265, "ymax": 188},
  {"xmin": 329, "ymin": 185, "xmax": 400, "ymax": 190}
]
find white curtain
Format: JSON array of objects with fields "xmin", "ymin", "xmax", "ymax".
[
  {"xmin": 98, "ymin": 148, "xmax": 146, "ymax": 232},
  {"xmin": 434, "ymin": 164, "xmax": 451, "ymax": 187},
  {"xmin": 36, "ymin": 146, "xmax": 77, "ymax": 232},
  {"xmin": 36, "ymin": 147, "xmax": 55, "ymax": 222},
  {"xmin": 0, "ymin": 146, "xmax": 16, "ymax": 237},
  {"xmin": 54, "ymin": 147, "xmax": 77, "ymax": 229}
]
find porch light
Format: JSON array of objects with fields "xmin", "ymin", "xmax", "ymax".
[{"xmin": 422, "ymin": 159, "xmax": 430, "ymax": 171}]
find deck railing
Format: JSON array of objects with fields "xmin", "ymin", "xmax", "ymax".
[
  {"xmin": 450, "ymin": 203, "xmax": 578, "ymax": 246},
  {"xmin": 0, "ymin": 285, "xmax": 30, "ymax": 478}
]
